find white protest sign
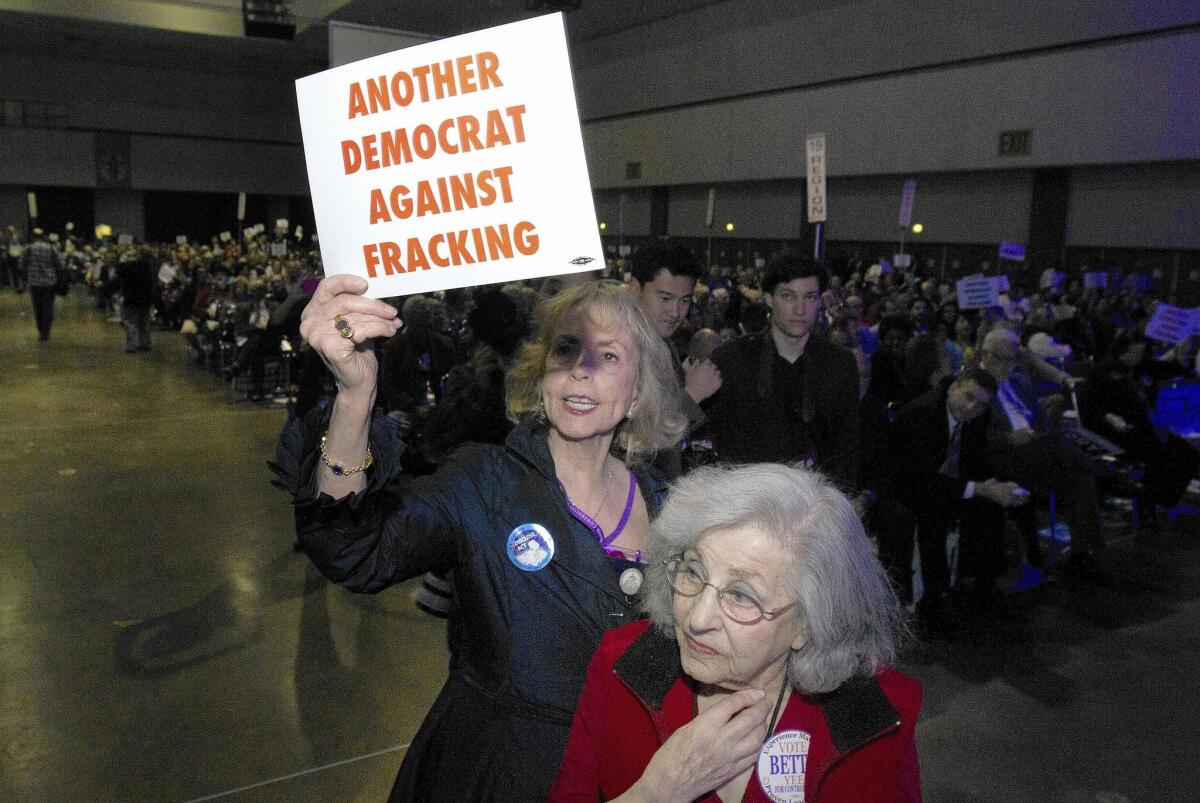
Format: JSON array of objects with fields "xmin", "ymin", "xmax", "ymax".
[
  {"xmin": 1083, "ymin": 271, "xmax": 1108, "ymax": 289},
  {"xmin": 270, "ymin": 242, "xmax": 288, "ymax": 257},
  {"xmin": 1145, "ymin": 304, "xmax": 1199, "ymax": 345},
  {"xmin": 898, "ymin": 180, "xmax": 916, "ymax": 228},
  {"xmin": 295, "ymin": 13, "xmax": 603, "ymax": 298},
  {"xmin": 995, "ymin": 274, "xmax": 1010, "ymax": 292},
  {"xmin": 158, "ymin": 264, "xmax": 177, "ymax": 284},
  {"xmin": 118, "ymin": 234, "xmax": 133, "ymax": 245},
  {"xmin": 956, "ymin": 275, "xmax": 1001, "ymax": 309},
  {"xmin": 219, "ymin": 231, "xmax": 232, "ymax": 242},
  {"xmin": 892, "ymin": 253, "xmax": 912, "ymax": 268},
  {"xmin": 805, "ymin": 133, "xmax": 827, "ymax": 223}
]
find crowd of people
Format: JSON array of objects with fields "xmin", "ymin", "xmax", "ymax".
[{"xmin": 7, "ymin": 220, "xmax": 1199, "ymax": 800}]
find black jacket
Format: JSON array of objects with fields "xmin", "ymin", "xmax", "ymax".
[
  {"xmin": 888, "ymin": 378, "xmax": 992, "ymax": 510},
  {"xmin": 272, "ymin": 412, "xmax": 668, "ymax": 801},
  {"xmin": 705, "ymin": 330, "xmax": 860, "ymax": 489}
]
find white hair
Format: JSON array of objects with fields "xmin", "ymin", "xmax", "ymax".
[{"xmin": 643, "ymin": 463, "xmax": 904, "ymax": 694}]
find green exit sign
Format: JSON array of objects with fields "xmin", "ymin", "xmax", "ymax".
[{"xmin": 999, "ymin": 130, "xmax": 1032, "ymax": 156}]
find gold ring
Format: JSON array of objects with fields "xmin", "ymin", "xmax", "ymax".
[
  {"xmin": 339, "ymin": 326, "xmax": 355, "ymax": 340},
  {"xmin": 334, "ymin": 317, "xmax": 350, "ymax": 332}
]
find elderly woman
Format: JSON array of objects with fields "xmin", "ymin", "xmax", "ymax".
[
  {"xmin": 273, "ymin": 276, "xmax": 685, "ymax": 800},
  {"xmin": 551, "ymin": 463, "xmax": 921, "ymax": 802}
]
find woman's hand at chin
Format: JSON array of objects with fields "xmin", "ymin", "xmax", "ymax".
[{"xmin": 617, "ymin": 688, "xmax": 770, "ymax": 803}]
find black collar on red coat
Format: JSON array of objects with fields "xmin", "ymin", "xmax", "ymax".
[{"xmin": 612, "ymin": 624, "xmax": 900, "ymax": 754}]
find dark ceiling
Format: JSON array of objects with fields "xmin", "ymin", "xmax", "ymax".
[{"xmin": 0, "ymin": 0, "xmax": 728, "ymax": 79}]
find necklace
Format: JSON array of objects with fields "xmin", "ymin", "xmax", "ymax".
[
  {"xmin": 591, "ymin": 464, "xmax": 616, "ymax": 521},
  {"xmin": 766, "ymin": 674, "xmax": 790, "ymax": 738}
]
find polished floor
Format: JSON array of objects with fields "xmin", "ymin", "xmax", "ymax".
[{"xmin": 2, "ymin": 287, "xmax": 1199, "ymax": 802}]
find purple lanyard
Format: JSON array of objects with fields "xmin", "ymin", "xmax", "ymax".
[{"xmin": 561, "ymin": 471, "xmax": 638, "ymax": 555}]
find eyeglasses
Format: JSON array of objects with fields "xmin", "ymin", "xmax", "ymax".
[{"xmin": 664, "ymin": 556, "xmax": 795, "ymax": 625}]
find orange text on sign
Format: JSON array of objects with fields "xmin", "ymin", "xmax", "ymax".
[
  {"xmin": 341, "ymin": 106, "xmax": 527, "ymax": 174},
  {"xmin": 348, "ymin": 52, "xmax": 502, "ymax": 118}
]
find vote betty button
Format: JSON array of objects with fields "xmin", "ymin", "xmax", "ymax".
[{"xmin": 757, "ymin": 729, "xmax": 810, "ymax": 802}]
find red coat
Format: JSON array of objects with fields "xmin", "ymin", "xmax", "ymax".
[{"xmin": 550, "ymin": 620, "xmax": 922, "ymax": 802}]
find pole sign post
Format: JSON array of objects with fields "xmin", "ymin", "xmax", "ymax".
[
  {"xmin": 897, "ymin": 180, "xmax": 916, "ymax": 229},
  {"xmin": 805, "ymin": 134, "xmax": 827, "ymax": 223},
  {"xmin": 295, "ymin": 13, "xmax": 603, "ymax": 297}
]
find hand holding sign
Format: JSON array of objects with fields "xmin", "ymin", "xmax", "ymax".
[{"xmin": 297, "ymin": 275, "xmax": 402, "ymax": 399}]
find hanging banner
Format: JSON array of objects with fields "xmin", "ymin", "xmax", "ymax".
[
  {"xmin": 295, "ymin": 12, "xmax": 603, "ymax": 298},
  {"xmin": 805, "ymin": 133, "xmax": 827, "ymax": 223},
  {"xmin": 897, "ymin": 180, "xmax": 916, "ymax": 228}
]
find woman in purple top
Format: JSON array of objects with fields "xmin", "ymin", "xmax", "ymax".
[{"xmin": 275, "ymin": 278, "xmax": 686, "ymax": 800}]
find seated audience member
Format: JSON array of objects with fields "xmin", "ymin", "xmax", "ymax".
[
  {"xmin": 686, "ymin": 327, "xmax": 724, "ymax": 363},
  {"xmin": 376, "ymin": 294, "xmax": 457, "ymax": 436},
  {"xmin": 868, "ymin": 313, "xmax": 915, "ymax": 405},
  {"xmin": 979, "ymin": 328, "xmax": 1111, "ymax": 582},
  {"xmin": 551, "ymin": 463, "xmax": 920, "ymax": 803},
  {"xmin": 705, "ymin": 252, "xmax": 859, "ymax": 490},
  {"xmin": 886, "ymin": 368, "xmax": 1027, "ymax": 628},
  {"xmin": 1081, "ymin": 331, "xmax": 1200, "ymax": 512},
  {"xmin": 902, "ymin": 333, "xmax": 953, "ymax": 403}
]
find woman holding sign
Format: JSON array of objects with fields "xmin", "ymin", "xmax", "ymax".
[
  {"xmin": 273, "ymin": 276, "xmax": 686, "ymax": 799},
  {"xmin": 550, "ymin": 464, "xmax": 922, "ymax": 803}
]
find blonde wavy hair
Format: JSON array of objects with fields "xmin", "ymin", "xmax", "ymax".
[{"xmin": 506, "ymin": 280, "xmax": 687, "ymax": 465}]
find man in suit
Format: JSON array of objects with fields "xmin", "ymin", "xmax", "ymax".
[
  {"xmin": 628, "ymin": 239, "xmax": 718, "ymax": 479},
  {"xmin": 979, "ymin": 327, "xmax": 1111, "ymax": 582},
  {"xmin": 887, "ymin": 367, "xmax": 1027, "ymax": 629},
  {"xmin": 704, "ymin": 251, "xmax": 859, "ymax": 489}
]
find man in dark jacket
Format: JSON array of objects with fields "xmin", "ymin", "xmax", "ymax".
[
  {"xmin": 118, "ymin": 248, "xmax": 157, "ymax": 353},
  {"xmin": 703, "ymin": 252, "xmax": 859, "ymax": 489},
  {"xmin": 887, "ymin": 368, "xmax": 1027, "ymax": 629},
  {"xmin": 628, "ymin": 239, "xmax": 716, "ymax": 478},
  {"xmin": 21, "ymin": 228, "xmax": 62, "ymax": 341}
]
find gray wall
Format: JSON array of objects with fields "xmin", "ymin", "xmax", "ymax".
[
  {"xmin": 573, "ymin": 0, "xmax": 1199, "ymax": 120},
  {"xmin": 0, "ymin": 2, "xmax": 1195, "ymax": 251},
  {"xmin": 582, "ymin": 30, "xmax": 1200, "ymax": 186},
  {"xmin": 1068, "ymin": 162, "xmax": 1200, "ymax": 250}
]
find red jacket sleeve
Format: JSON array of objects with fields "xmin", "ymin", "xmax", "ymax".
[{"xmin": 548, "ymin": 639, "xmax": 611, "ymax": 802}]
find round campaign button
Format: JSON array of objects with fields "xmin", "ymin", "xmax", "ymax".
[
  {"xmin": 507, "ymin": 523, "xmax": 555, "ymax": 572},
  {"xmin": 757, "ymin": 729, "xmax": 811, "ymax": 803},
  {"xmin": 618, "ymin": 567, "xmax": 643, "ymax": 595}
]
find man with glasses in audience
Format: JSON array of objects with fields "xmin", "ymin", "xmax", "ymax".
[{"xmin": 979, "ymin": 327, "xmax": 1112, "ymax": 583}]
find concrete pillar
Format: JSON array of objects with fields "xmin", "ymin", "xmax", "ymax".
[{"xmin": 94, "ymin": 189, "xmax": 145, "ymax": 242}]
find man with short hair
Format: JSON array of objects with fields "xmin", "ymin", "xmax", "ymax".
[
  {"xmin": 21, "ymin": 228, "xmax": 62, "ymax": 341},
  {"xmin": 628, "ymin": 239, "xmax": 719, "ymax": 478},
  {"xmin": 979, "ymin": 327, "xmax": 1111, "ymax": 582},
  {"xmin": 704, "ymin": 251, "xmax": 859, "ymax": 489},
  {"xmin": 887, "ymin": 367, "xmax": 1026, "ymax": 628}
]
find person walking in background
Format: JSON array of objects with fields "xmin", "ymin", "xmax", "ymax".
[
  {"xmin": 117, "ymin": 247, "xmax": 156, "ymax": 353},
  {"xmin": 21, "ymin": 227, "xmax": 62, "ymax": 342}
]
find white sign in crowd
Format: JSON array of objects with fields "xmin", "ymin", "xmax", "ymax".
[
  {"xmin": 296, "ymin": 13, "xmax": 603, "ymax": 298},
  {"xmin": 1145, "ymin": 303, "xmax": 1200, "ymax": 345}
]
